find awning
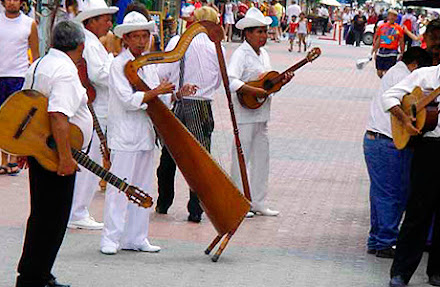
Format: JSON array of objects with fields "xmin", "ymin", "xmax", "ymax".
[
  {"xmin": 320, "ymin": 0, "xmax": 342, "ymax": 7},
  {"xmin": 403, "ymin": 0, "xmax": 440, "ymax": 7}
]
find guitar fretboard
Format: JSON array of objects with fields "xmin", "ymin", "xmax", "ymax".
[
  {"xmin": 72, "ymin": 148, "xmax": 127, "ymax": 191},
  {"xmin": 87, "ymin": 103, "xmax": 108, "ymax": 146}
]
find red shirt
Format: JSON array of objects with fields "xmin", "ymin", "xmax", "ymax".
[
  {"xmin": 289, "ymin": 22, "xmax": 298, "ymax": 33},
  {"xmin": 376, "ymin": 22, "xmax": 404, "ymax": 50}
]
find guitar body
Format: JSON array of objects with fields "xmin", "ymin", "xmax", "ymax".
[
  {"xmin": 0, "ymin": 90, "xmax": 83, "ymax": 172},
  {"xmin": 237, "ymin": 71, "xmax": 282, "ymax": 109},
  {"xmin": 391, "ymin": 87, "xmax": 428, "ymax": 150}
]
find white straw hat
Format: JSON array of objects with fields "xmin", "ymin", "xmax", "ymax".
[
  {"xmin": 75, "ymin": 0, "xmax": 118, "ymax": 22},
  {"xmin": 235, "ymin": 7, "xmax": 272, "ymax": 30},
  {"xmin": 114, "ymin": 11, "xmax": 156, "ymax": 38}
]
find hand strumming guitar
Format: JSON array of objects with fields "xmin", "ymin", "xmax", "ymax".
[{"xmin": 389, "ymin": 105, "xmax": 421, "ymax": 136}]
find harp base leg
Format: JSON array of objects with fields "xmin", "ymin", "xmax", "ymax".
[
  {"xmin": 211, "ymin": 229, "xmax": 236, "ymax": 262},
  {"xmin": 205, "ymin": 235, "xmax": 223, "ymax": 255}
]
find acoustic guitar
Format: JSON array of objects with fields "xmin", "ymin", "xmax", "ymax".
[
  {"xmin": 391, "ymin": 86, "xmax": 440, "ymax": 150},
  {"xmin": 0, "ymin": 89, "xmax": 152, "ymax": 208},
  {"xmin": 237, "ymin": 47, "xmax": 321, "ymax": 109}
]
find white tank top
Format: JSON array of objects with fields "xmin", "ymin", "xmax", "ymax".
[{"xmin": 0, "ymin": 12, "xmax": 34, "ymax": 77}]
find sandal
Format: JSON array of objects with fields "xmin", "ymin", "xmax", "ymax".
[
  {"xmin": 0, "ymin": 165, "xmax": 8, "ymax": 175},
  {"xmin": 7, "ymin": 162, "xmax": 20, "ymax": 176}
]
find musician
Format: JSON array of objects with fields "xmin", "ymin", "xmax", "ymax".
[
  {"xmin": 0, "ymin": 0, "xmax": 39, "ymax": 175},
  {"xmin": 155, "ymin": 6, "xmax": 222, "ymax": 223},
  {"xmin": 363, "ymin": 47, "xmax": 431, "ymax": 259},
  {"xmin": 228, "ymin": 7, "xmax": 293, "ymax": 217},
  {"xmin": 68, "ymin": 0, "xmax": 118, "ymax": 230},
  {"xmin": 100, "ymin": 11, "xmax": 176, "ymax": 255},
  {"xmin": 383, "ymin": 52, "xmax": 440, "ymax": 287},
  {"xmin": 16, "ymin": 21, "xmax": 93, "ymax": 287}
]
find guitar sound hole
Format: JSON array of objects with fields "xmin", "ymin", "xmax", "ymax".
[
  {"xmin": 263, "ymin": 81, "xmax": 273, "ymax": 91},
  {"xmin": 46, "ymin": 136, "xmax": 56, "ymax": 150}
]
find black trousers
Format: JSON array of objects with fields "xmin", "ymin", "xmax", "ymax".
[
  {"xmin": 390, "ymin": 139, "xmax": 440, "ymax": 283},
  {"xmin": 353, "ymin": 29, "xmax": 363, "ymax": 47},
  {"xmin": 156, "ymin": 99, "xmax": 214, "ymax": 216},
  {"xmin": 16, "ymin": 157, "xmax": 76, "ymax": 287}
]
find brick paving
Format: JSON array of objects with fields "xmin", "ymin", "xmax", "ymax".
[{"xmin": 0, "ymin": 37, "xmax": 433, "ymax": 287}]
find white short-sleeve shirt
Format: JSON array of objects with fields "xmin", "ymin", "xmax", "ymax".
[{"xmin": 23, "ymin": 48, "xmax": 93, "ymax": 149}]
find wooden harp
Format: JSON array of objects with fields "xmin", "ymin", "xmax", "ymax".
[{"xmin": 125, "ymin": 21, "xmax": 251, "ymax": 262}]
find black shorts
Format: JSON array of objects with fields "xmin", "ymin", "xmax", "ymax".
[{"xmin": 375, "ymin": 55, "xmax": 397, "ymax": 71}]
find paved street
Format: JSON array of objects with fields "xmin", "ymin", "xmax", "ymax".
[{"xmin": 0, "ymin": 36, "xmax": 432, "ymax": 287}]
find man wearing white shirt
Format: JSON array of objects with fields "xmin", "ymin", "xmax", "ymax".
[
  {"xmin": 286, "ymin": 0, "xmax": 300, "ymax": 23},
  {"xmin": 383, "ymin": 57, "xmax": 440, "ymax": 287},
  {"xmin": 100, "ymin": 11, "xmax": 176, "ymax": 255},
  {"xmin": 228, "ymin": 8, "xmax": 293, "ymax": 217},
  {"xmin": 68, "ymin": 0, "xmax": 118, "ymax": 230},
  {"xmin": 16, "ymin": 21, "xmax": 93, "ymax": 287},
  {"xmin": 363, "ymin": 47, "xmax": 431, "ymax": 260},
  {"xmin": 155, "ymin": 7, "xmax": 222, "ymax": 223}
]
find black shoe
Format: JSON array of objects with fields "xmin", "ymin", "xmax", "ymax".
[
  {"xmin": 429, "ymin": 274, "xmax": 440, "ymax": 286},
  {"xmin": 377, "ymin": 247, "xmax": 395, "ymax": 258},
  {"xmin": 367, "ymin": 249, "xmax": 376, "ymax": 255},
  {"xmin": 155, "ymin": 206, "xmax": 168, "ymax": 214},
  {"xmin": 46, "ymin": 279, "xmax": 70, "ymax": 287},
  {"xmin": 389, "ymin": 275, "xmax": 407, "ymax": 287},
  {"xmin": 188, "ymin": 214, "xmax": 201, "ymax": 223}
]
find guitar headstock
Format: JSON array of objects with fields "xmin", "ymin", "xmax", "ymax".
[
  {"xmin": 125, "ymin": 185, "xmax": 153, "ymax": 208},
  {"xmin": 306, "ymin": 47, "xmax": 321, "ymax": 62}
]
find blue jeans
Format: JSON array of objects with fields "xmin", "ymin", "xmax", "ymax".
[
  {"xmin": 0, "ymin": 77, "xmax": 24, "ymax": 105},
  {"xmin": 363, "ymin": 132, "xmax": 413, "ymax": 251}
]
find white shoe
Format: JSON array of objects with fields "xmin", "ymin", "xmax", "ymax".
[
  {"xmin": 138, "ymin": 242, "xmax": 161, "ymax": 253},
  {"xmin": 100, "ymin": 246, "xmax": 117, "ymax": 255},
  {"xmin": 252, "ymin": 208, "xmax": 279, "ymax": 216},
  {"xmin": 245, "ymin": 211, "xmax": 255, "ymax": 218},
  {"xmin": 68, "ymin": 216, "xmax": 104, "ymax": 230}
]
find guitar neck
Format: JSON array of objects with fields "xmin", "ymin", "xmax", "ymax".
[
  {"xmin": 417, "ymin": 86, "xmax": 440, "ymax": 112},
  {"xmin": 72, "ymin": 148, "xmax": 126, "ymax": 190},
  {"xmin": 272, "ymin": 58, "xmax": 309, "ymax": 86},
  {"xmin": 87, "ymin": 103, "xmax": 108, "ymax": 147}
]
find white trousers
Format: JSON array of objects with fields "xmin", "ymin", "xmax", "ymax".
[
  {"xmin": 70, "ymin": 130, "xmax": 103, "ymax": 221},
  {"xmin": 230, "ymin": 122, "xmax": 269, "ymax": 211},
  {"xmin": 100, "ymin": 150, "xmax": 154, "ymax": 250}
]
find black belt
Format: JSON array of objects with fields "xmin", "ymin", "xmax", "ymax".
[{"xmin": 366, "ymin": 130, "xmax": 392, "ymax": 140}]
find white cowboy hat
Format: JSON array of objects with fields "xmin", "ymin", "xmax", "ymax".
[
  {"xmin": 75, "ymin": 0, "xmax": 119, "ymax": 23},
  {"xmin": 235, "ymin": 7, "xmax": 272, "ymax": 30},
  {"xmin": 114, "ymin": 11, "xmax": 156, "ymax": 38}
]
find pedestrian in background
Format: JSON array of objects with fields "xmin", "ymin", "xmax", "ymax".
[
  {"xmin": 285, "ymin": 14, "xmax": 297, "ymax": 52},
  {"xmin": 372, "ymin": 9, "xmax": 405, "ymax": 78},
  {"xmin": 353, "ymin": 9, "xmax": 367, "ymax": 47}
]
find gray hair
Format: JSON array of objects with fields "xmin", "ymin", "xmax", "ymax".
[{"xmin": 52, "ymin": 21, "xmax": 85, "ymax": 52}]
